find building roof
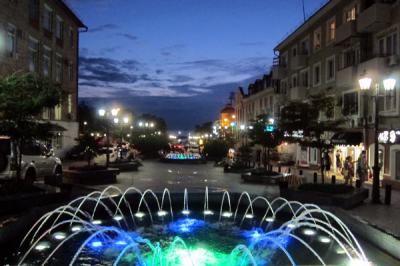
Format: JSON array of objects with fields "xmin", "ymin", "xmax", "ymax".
[
  {"xmin": 220, "ymin": 105, "xmax": 235, "ymax": 114},
  {"xmin": 274, "ymin": 0, "xmax": 338, "ymax": 52},
  {"xmin": 57, "ymin": 0, "xmax": 86, "ymax": 28}
]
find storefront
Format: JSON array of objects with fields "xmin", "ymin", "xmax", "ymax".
[
  {"xmin": 331, "ymin": 132, "xmax": 365, "ymax": 178},
  {"xmin": 377, "ymin": 130, "xmax": 400, "ymax": 186}
]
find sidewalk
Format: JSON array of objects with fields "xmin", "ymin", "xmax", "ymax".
[{"xmin": 278, "ymin": 165, "xmax": 400, "ymax": 238}]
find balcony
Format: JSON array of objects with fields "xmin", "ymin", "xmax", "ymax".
[
  {"xmin": 289, "ymin": 86, "xmax": 307, "ymax": 101},
  {"xmin": 335, "ymin": 20, "xmax": 357, "ymax": 44},
  {"xmin": 357, "ymin": 3, "xmax": 391, "ymax": 33},
  {"xmin": 272, "ymin": 65, "xmax": 288, "ymax": 79},
  {"xmin": 358, "ymin": 56, "xmax": 389, "ymax": 80},
  {"xmin": 290, "ymin": 54, "xmax": 308, "ymax": 70},
  {"xmin": 337, "ymin": 66, "xmax": 357, "ymax": 88}
]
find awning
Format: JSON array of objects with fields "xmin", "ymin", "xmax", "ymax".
[{"xmin": 331, "ymin": 132, "xmax": 363, "ymax": 146}]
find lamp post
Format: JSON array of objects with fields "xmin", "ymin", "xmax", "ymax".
[
  {"xmin": 98, "ymin": 108, "xmax": 120, "ymax": 168},
  {"xmin": 359, "ymin": 77, "xmax": 396, "ymax": 204}
]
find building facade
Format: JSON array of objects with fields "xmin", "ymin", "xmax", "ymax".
[
  {"xmin": 0, "ymin": 0, "xmax": 86, "ymax": 157},
  {"xmin": 272, "ymin": 0, "xmax": 400, "ymax": 185}
]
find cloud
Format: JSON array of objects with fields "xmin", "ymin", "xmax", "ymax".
[
  {"xmin": 160, "ymin": 44, "xmax": 186, "ymax": 57},
  {"xmin": 117, "ymin": 33, "xmax": 138, "ymax": 41},
  {"xmin": 89, "ymin": 23, "xmax": 118, "ymax": 33}
]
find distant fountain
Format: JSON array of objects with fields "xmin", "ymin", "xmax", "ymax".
[{"xmin": 15, "ymin": 186, "xmax": 371, "ymax": 266}]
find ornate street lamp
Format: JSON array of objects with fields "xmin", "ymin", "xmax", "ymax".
[
  {"xmin": 358, "ymin": 77, "xmax": 396, "ymax": 204},
  {"xmin": 98, "ymin": 107, "xmax": 120, "ymax": 168}
]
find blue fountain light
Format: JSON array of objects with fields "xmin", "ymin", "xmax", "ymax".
[{"xmin": 168, "ymin": 218, "xmax": 206, "ymax": 234}]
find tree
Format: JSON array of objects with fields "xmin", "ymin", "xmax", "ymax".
[
  {"xmin": 203, "ymin": 139, "xmax": 229, "ymax": 161},
  {"xmin": 0, "ymin": 73, "xmax": 64, "ymax": 180},
  {"xmin": 194, "ymin": 121, "xmax": 213, "ymax": 135},
  {"xmin": 279, "ymin": 94, "xmax": 343, "ymax": 183},
  {"xmin": 248, "ymin": 114, "xmax": 283, "ymax": 169}
]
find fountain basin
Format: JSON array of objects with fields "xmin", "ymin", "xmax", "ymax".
[{"xmin": 7, "ymin": 187, "xmax": 373, "ymax": 266}]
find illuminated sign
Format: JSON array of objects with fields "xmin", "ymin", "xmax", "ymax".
[{"xmin": 378, "ymin": 130, "xmax": 400, "ymax": 144}]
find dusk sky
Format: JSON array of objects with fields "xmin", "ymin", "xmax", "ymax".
[{"xmin": 66, "ymin": 0, "xmax": 328, "ymax": 130}]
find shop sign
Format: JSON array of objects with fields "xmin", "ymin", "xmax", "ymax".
[
  {"xmin": 378, "ymin": 130, "xmax": 400, "ymax": 144},
  {"xmin": 284, "ymin": 130, "xmax": 304, "ymax": 139}
]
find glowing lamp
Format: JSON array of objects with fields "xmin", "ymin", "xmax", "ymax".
[
  {"xmin": 134, "ymin": 212, "xmax": 145, "ymax": 218},
  {"xmin": 302, "ymin": 228, "xmax": 316, "ymax": 236},
  {"xmin": 35, "ymin": 241, "xmax": 50, "ymax": 251},
  {"xmin": 221, "ymin": 211, "xmax": 233, "ymax": 218},
  {"xmin": 92, "ymin": 219, "xmax": 102, "ymax": 225},
  {"xmin": 111, "ymin": 108, "xmax": 120, "ymax": 116},
  {"xmin": 157, "ymin": 210, "xmax": 168, "ymax": 217},
  {"xmin": 265, "ymin": 216, "xmax": 275, "ymax": 222},
  {"xmin": 245, "ymin": 214, "xmax": 254, "ymax": 219},
  {"xmin": 203, "ymin": 210, "xmax": 214, "ymax": 216},
  {"xmin": 383, "ymin": 78, "xmax": 396, "ymax": 91},
  {"xmin": 71, "ymin": 225, "xmax": 82, "ymax": 232},
  {"xmin": 359, "ymin": 77, "xmax": 372, "ymax": 91},
  {"xmin": 113, "ymin": 215, "xmax": 123, "ymax": 221},
  {"xmin": 182, "ymin": 210, "xmax": 190, "ymax": 215},
  {"xmin": 98, "ymin": 109, "xmax": 106, "ymax": 117},
  {"xmin": 53, "ymin": 232, "xmax": 66, "ymax": 240}
]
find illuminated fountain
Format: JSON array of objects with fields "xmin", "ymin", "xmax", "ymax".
[{"xmin": 14, "ymin": 186, "xmax": 372, "ymax": 266}]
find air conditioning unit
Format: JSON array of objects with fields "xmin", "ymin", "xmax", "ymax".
[{"xmin": 388, "ymin": 55, "xmax": 399, "ymax": 66}]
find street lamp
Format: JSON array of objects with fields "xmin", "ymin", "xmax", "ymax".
[
  {"xmin": 358, "ymin": 77, "xmax": 396, "ymax": 204},
  {"xmin": 98, "ymin": 107, "xmax": 120, "ymax": 168}
]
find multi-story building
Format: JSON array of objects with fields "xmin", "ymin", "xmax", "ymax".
[
  {"xmin": 233, "ymin": 73, "xmax": 295, "ymax": 164},
  {"xmin": 0, "ymin": 0, "xmax": 86, "ymax": 157},
  {"xmin": 272, "ymin": 0, "xmax": 400, "ymax": 186}
]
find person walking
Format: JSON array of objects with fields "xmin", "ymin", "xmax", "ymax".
[
  {"xmin": 357, "ymin": 151, "xmax": 368, "ymax": 186},
  {"xmin": 336, "ymin": 150, "xmax": 342, "ymax": 175},
  {"xmin": 343, "ymin": 156, "xmax": 354, "ymax": 186}
]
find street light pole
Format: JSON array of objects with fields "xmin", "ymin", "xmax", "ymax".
[
  {"xmin": 359, "ymin": 78, "xmax": 396, "ymax": 204},
  {"xmin": 106, "ymin": 123, "xmax": 110, "ymax": 168},
  {"xmin": 372, "ymin": 84, "xmax": 381, "ymax": 204}
]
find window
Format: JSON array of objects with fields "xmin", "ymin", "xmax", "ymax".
[
  {"xmin": 29, "ymin": 0, "xmax": 40, "ymax": 23},
  {"xmin": 300, "ymin": 69, "xmax": 309, "ymax": 87},
  {"xmin": 300, "ymin": 37, "xmax": 310, "ymax": 55},
  {"xmin": 378, "ymin": 32, "xmax": 398, "ymax": 56},
  {"xmin": 313, "ymin": 28, "xmax": 322, "ymax": 51},
  {"xmin": 68, "ymin": 94, "xmax": 72, "ymax": 114},
  {"xmin": 56, "ymin": 16, "xmax": 64, "ymax": 40},
  {"xmin": 327, "ymin": 17, "xmax": 336, "ymax": 43},
  {"xmin": 292, "ymin": 74, "xmax": 298, "ymax": 88},
  {"xmin": 42, "ymin": 108, "xmax": 50, "ymax": 120},
  {"xmin": 43, "ymin": 47, "xmax": 52, "ymax": 76},
  {"xmin": 6, "ymin": 24, "xmax": 16, "ymax": 56},
  {"xmin": 280, "ymin": 52, "xmax": 288, "ymax": 67},
  {"xmin": 343, "ymin": 91, "xmax": 359, "ymax": 116},
  {"xmin": 281, "ymin": 79, "xmax": 288, "ymax": 94},
  {"xmin": 43, "ymin": 5, "xmax": 53, "ymax": 32},
  {"xmin": 313, "ymin": 62, "xmax": 321, "ymax": 86},
  {"xmin": 380, "ymin": 86, "xmax": 397, "ymax": 113},
  {"xmin": 345, "ymin": 5, "xmax": 357, "ymax": 22},
  {"xmin": 341, "ymin": 49, "xmax": 356, "ymax": 68},
  {"xmin": 28, "ymin": 37, "xmax": 39, "ymax": 72},
  {"xmin": 292, "ymin": 46, "xmax": 297, "ymax": 57},
  {"xmin": 55, "ymin": 54, "xmax": 63, "ymax": 82},
  {"xmin": 68, "ymin": 62, "xmax": 74, "ymax": 81},
  {"xmin": 326, "ymin": 56, "xmax": 335, "ymax": 82},
  {"xmin": 54, "ymin": 104, "xmax": 62, "ymax": 120},
  {"xmin": 69, "ymin": 27, "xmax": 74, "ymax": 48}
]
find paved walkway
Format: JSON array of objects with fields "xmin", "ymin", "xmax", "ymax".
[
  {"xmin": 277, "ymin": 165, "xmax": 400, "ymax": 239},
  {"xmin": 68, "ymin": 159, "xmax": 400, "ymax": 239}
]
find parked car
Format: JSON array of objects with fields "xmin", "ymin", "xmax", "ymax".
[
  {"xmin": 0, "ymin": 137, "xmax": 62, "ymax": 183},
  {"xmin": 241, "ymin": 168, "xmax": 283, "ymax": 184}
]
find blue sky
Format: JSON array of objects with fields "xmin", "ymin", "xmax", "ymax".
[{"xmin": 66, "ymin": 0, "xmax": 328, "ymax": 130}]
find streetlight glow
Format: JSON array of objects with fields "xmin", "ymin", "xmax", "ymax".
[
  {"xmin": 359, "ymin": 77, "xmax": 372, "ymax": 91},
  {"xmin": 139, "ymin": 122, "xmax": 143, "ymax": 127},
  {"xmin": 114, "ymin": 118, "xmax": 119, "ymax": 124},
  {"xmin": 98, "ymin": 109, "xmax": 106, "ymax": 117},
  {"xmin": 111, "ymin": 108, "xmax": 120, "ymax": 116},
  {"xmin": 123, "ymin": 117, "xmax": 129, "ymax": 124},
  {"xmin": 383, "ymin": 78, "xmax": 396, "ymax": 91}
]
